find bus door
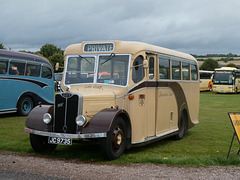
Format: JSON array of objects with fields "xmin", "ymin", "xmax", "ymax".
[
  {"xmin": 156, "ymin": 57, "xmax": 178, "ymax": 136},
  {"xmin": 146, "ymin": 55, "xmax": 157, "ymax": 137},
  {"xmin": 234, "ymin": 71, "xmax": 240, "ymax": 92}
]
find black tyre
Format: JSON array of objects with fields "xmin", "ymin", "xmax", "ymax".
[
  {"xmin": 100, "ymin": 117, "xmax": 127, "ymax": 160},
  {"xmin": 30, "ymin": 134, "xmax": 57, "ymax": 153},
  {"xmin": 174, "ymin": 112, "xmax": 188, "ymax": 140},
  {"xmin": 209, "ymin": 85, "xmax": 212, "ymax": 92},
  {"xmin": 18, "ymin": 96, "xmax": 34, "ymax": 116}
]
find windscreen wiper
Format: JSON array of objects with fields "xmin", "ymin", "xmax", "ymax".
[
  {"xmin": 79, "ymin": 55, "xmax": 91, "ymax": 64},
  {"xmin": 101, "ymin": 53, "xmax": 115, "ymax": 65}
]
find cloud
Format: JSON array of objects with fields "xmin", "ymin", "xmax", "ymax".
[{"xmin": 1, "ymin": 0, "xmax": 240, "ymax": 54}]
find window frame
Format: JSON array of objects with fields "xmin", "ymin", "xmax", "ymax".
[
  {"xmin": 0, "ymin": 58, "xmax": 8, "ymax": 75},
  {"xmin": 9, "ymin": 60, "xmax": 26, "ymax": 76},
  {"xmin": 25, "ymin": 62, "xmax": 41, "ymax": 77},
  {"xmin": 182, "ymin": 61, "xmax": 190, "ymax": 80},
  {"xmin": 132, "ymin": 55, "xmax": 145, "ymax": 84},
  {"xmin": 190, "ymin": 63, "xmax": 198, "ymax": 81},
  {"xmin": 171, "ymin": 59, "xmax": 181, "ymax": 80},
  {"xmin": 41, "ymin": 64, "xmax": 53, "ymax": 79},
  {"xmin": 159, "ymin": 56, "xmax": 170, "ymax": 80}
]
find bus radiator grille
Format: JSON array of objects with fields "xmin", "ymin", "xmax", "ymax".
[{"xmin": 54, "ymin": 93, "xmax": 78, "ymax": 133}]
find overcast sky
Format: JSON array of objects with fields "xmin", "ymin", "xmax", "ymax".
[{"xmin": 1, "ymin": 0, "xmax": 240, "ymax": 55}]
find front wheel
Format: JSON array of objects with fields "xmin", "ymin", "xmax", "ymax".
[
  {"xmin": 18, "ymin": 96, "xmax": 34, "ymax": 116},
  {"xmin": 100, "ymin": 117, "xmax": 127, "ymax": 160},
  {"xmin": 30, "ymin": 134, "xmax": 57, "ymax": 153}
]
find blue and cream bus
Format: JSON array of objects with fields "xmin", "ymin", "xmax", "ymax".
[{"xmin": 0, "ymin": 49, "xmax": 54, "ymax": 115}]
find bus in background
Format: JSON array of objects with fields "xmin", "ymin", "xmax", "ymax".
[
  {"xmin": 199, "ymin": 70, "xmax": 213, "ymax": 91},
  {"xmin": 25, "ymin": 40, "xmax": 199, "ymax": 160},
  {"xmin": 0, "ymin": 49, "xmax": 54, "ymax": 115},
  {"xmin": 213, "ymin": 67, "xmax": 240, "ymax": 93}
]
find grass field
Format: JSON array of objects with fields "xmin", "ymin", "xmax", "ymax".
[{"xmin": 0, "ymin": 92, "xmax": 240, "ymax": 166}]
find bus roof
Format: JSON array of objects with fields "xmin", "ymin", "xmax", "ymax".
[
  {"xmin": 64, "ymin": 40, "xmax": 196, "ymax": 62},
  {"xmin": 0, "ymin": 49, "xmax": 52, "ymax": 67},
  {"xmin": 199, "ymin": 70, "xmax": 214, "ymax": 73},
  {"xmin": 214, "ymin": 67, "xmax": 237, "ymax": 71}
]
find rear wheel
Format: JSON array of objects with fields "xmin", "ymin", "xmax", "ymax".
[
  {"xmin": 100, "ymin": 117, "xmax": 127, "ymax": 160},
  {"xmin": 30, "ymin": 134, "xmax": 57, "ymax": 153},
  {"xmin": 18, "ymin": 96, "xmax": 34, "ymax": 116},
  {"xmin": 175, "ymin": 112, "xmax": 188, "ymax": 140},
  {"xmin": 209, "ymin": 85, "xmax": 212, "ymax": 92}
]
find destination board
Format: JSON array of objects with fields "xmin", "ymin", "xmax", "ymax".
[{"xmin": 84, "ymin": 43, "xmax": 114, "ymax": 53}]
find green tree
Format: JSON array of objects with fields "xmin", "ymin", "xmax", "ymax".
[
  {"xmin": 39, "ymin": 43, "xmax": 63, "ymax": 58},
  {"xmin": 200, "ymin": 58, "xmax": 219, "ymax": 71},
  {"xmin": 0, "ymin": 43, "xmax": 5, "ymax": 49},
  {"xmin": 226, "ymin": 63, "xmax": 239, "ymax": 69},
  {"xmin": 48, "ymin": 52, "xmax": 64, "ymax": 72}
]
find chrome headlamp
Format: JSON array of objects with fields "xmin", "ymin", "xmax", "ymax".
[
  {"xmin": 75, "ymin": 115, "xmax": 86, "ymax": 126},
  {"xmin": 43, "ymin": 113, "xmax": 52, "ymax": 124}
]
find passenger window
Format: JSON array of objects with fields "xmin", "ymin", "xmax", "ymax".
[
  {"xmin": 132, "ymin": 56, "xmax": 145, "ymax": 83},
  {"xmin": 172, "ymin": 60, "xmax": 180, "ymax": 80},
  {"xmin": 200, "ymin": 72, "xmax": 212, "ymax": 79},
  {"xmin": 0, "ymin": 59, "xmax": 8, "ymax": 74},
  {"xmin": 25, "ymin": 63, "xmax": 41, "ymax": 77},
  {"xmin": 149, "ymin": 57, "xmax": 154, "ymax": 79},
  {"xmin": 191, "ymin": 64, "xmax": 198, "ymax": 80},
  {"xmin": 42, "ymin": 65, "xmax": 52, "ymax": 79},
  {"xmin": 9, "ymin": 61, "xmax": 25, "ymax": 76},
  {"xmin": 182, "ymin": 62, "xmax": 189, "ymax": 80},
  {"xmin": 159, "ymin": 57, "xmax": 170, "ymax": 79}
]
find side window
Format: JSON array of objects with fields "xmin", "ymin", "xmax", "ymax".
[
  {"xmin": 0, "ymin": 59, "xmax": 8, "ymax": 74},
  {"xmin": 159, "ymin": 57, "xmax": 170, "ymax": 79},
  {"xmin": 200, "ymin": 72, "xmax": 212, "ymax": 79},
  {"xmin": 191, "ymin": 64, "xmax": 198, "ymax": 80},
  {"xmin": 172, "ymin": 60, "xmax": 180, "ymax": 80},
  {"xmin": 149, "ymin": 57, "xmax": 154, "ymax": 79},
  {"xmin": 42, "ymin": 65, "xmax": 52, "ymax": 79},
  {"xmin": 132, "ymin": 55, "xmax": 145, "ymax": 83},
  {"xmin": 182, "ymin": 62, "xmax": 189, "ymax": 80},
  {"xmin": 25, "ymin": 63, "xmax": 41, "ymax": 77},
  {"xmin": 9, "ymin": 61, "xmax": 25, "ymax": 76}
]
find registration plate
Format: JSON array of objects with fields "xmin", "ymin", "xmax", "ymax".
[{"xmin": 48, "ymin": 137, "xmax": 72, "ymax": 145}]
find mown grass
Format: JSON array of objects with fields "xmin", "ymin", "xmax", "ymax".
[{"xmin": 0, "ymin": 92, "xmax": 240, "ymax": 166}]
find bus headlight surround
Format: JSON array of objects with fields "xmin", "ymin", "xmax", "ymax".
[
  {"xmin": 43, "ymin": 113, "xmax": 52, "ymax": 124},
  {"xmin": 76, "ymin": 115, "xmax": 86, "ymax": 126}
]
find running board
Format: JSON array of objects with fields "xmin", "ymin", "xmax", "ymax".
[{"xmin": 131, "ymin": 130, "xmax": 178, "ymax": 147}]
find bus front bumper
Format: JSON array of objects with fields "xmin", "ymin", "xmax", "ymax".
[{"xmin": 24, "ymin": 127, "xmax": 107, "ymax": 139}]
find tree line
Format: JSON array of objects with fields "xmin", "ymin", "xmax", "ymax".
[
  {"xmin": 192, "ymin": 53, "xmax": 240, "ymax": 64},
  {"xmin": 199, "ymin": 58, "xmax": 240, "ymax": 71},
  {"xmin": 0, "ymin": 43, "xmax": 64, "ymax": 72},
  {"xmin": 1, "ymin": 43, "xmax": 239, "ymax": 72},
  {"xmin": 192, "ymin": 53, "xmax": 239, "ymax": 58}
]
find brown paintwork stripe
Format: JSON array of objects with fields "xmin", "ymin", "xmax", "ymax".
[{"xmin": 128, "ymin": 81, "xmax": 189, "ymax": 121}]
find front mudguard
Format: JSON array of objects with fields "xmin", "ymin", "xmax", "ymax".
[
  {"xmin": 25, "ymin": 105, "xmax": 54, "ymax": 132},
  {"xmin": 82, "ymin": 108, "xmax": 132, "ymax": 149}
]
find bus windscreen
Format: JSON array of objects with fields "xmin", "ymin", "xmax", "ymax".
[{"xmin": 214, "ymin": 71, "xmax": 233, "ymax": 84}]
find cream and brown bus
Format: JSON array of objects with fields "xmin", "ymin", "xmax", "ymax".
[
  {"xmin": 200, "ymin": 70, "xmax": 213, "ymax": 91},
  {"xmin": 25, "ymin": 41, "xmax": 200, "ymax": 160}
]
